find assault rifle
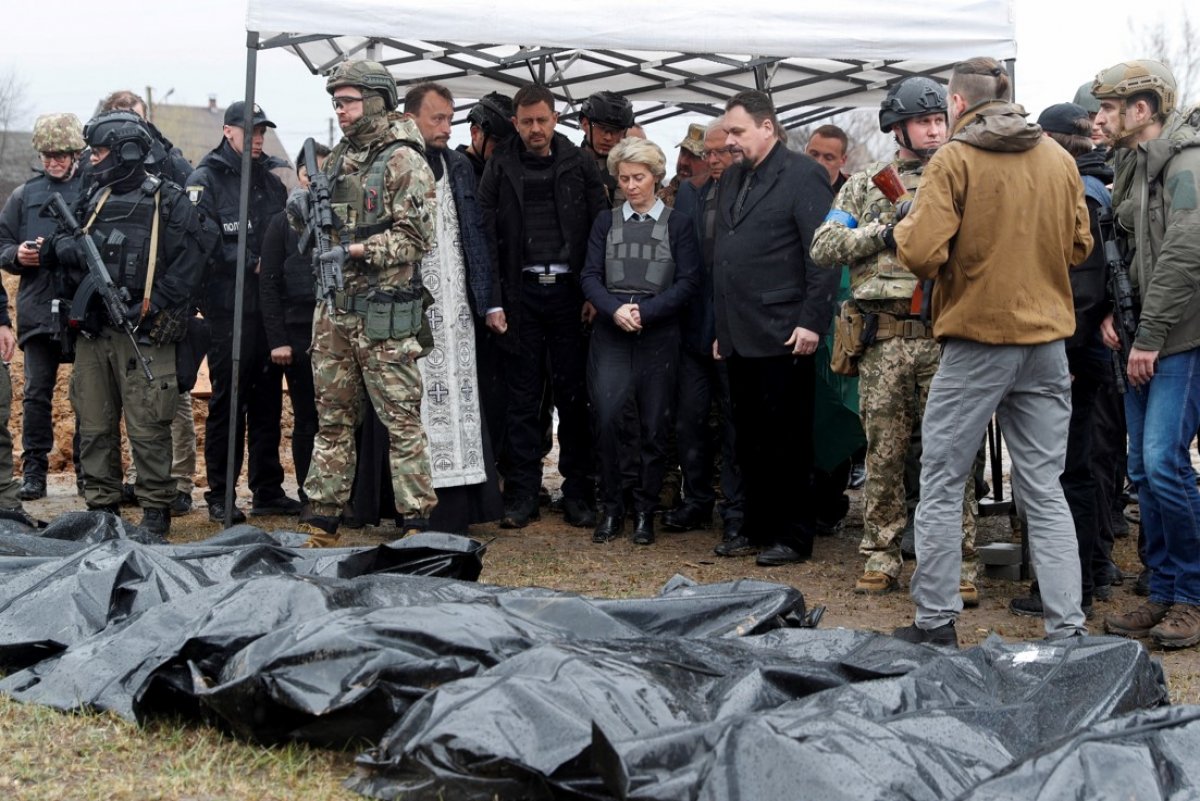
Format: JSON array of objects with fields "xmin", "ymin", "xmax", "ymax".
[
  {"xmin": 1099, "ymin": 207, "xmax": 1139, "ymax": 395},
  {"xmin": 41, "ymin": 192, "xmax": 154, "ymax": 382},
  {"xmin": 297, "ymin": 137, "xmax": 344, "ymax": 313}
]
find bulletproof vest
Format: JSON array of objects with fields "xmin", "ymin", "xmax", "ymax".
[
  {"xmin": 327, "ymin": 140, "xmax": 411, "ymax": 245},
  {"xmin": 604, "ymin": 208, "xmax": 675, "ymax": 294},
  {"xmin": 21, "ymin": 171, "xmax": 83, "ymax": 241},
  {"xmin": 86, "ymin": 179, "xmax": 160, "ymax": 295}
]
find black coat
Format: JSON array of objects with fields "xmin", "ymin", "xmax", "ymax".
[
  {"xmin": 477, "ymin": 131, "xmax": 607, "ymax": 349},
  {"xmin": 186, "ymin": 140, "xmax": 287, "ymax": 318},
  {"xmin": 436, "ymin": 147, "xmax": 494, "ymax": 316},
  {"xmin": 0, "ymin": 168, "xmax": 84, "ymax": 342},
  {"xmin": 712, "ymin": 142, "xmax": 837, "ymax": 358}
]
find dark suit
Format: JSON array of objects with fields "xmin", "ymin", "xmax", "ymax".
[{"xmin": 712, "ymin": 141, "xmax": 837, "ymax": 552}]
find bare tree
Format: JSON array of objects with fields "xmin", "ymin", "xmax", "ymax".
[
  {"xmin": 1132, "ymin": 8, "xmax": 1199, "ymax": 107},
  {"xmin": 0, "ymin": 67, "xmax": 31, "ymax": 202}
]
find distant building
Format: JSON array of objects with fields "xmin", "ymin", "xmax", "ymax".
[{"xmin": 0, "ymin": 130, "xmax": 37, "ymax": 208}]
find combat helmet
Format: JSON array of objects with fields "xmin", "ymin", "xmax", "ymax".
[
  {"xmin": 1092, "ymin": 60, "xmax": 1176, "ymax": 118},
  {"xmin": 879, "ymin": 76, "xmax": 948, "ymax": 133},
  {"xmin": 468, "ymin": 91, "xmax": 516, "ymax": 140},
  {"xmin": 326, "ymin": 60, "xmax": 399, "ymax": 111},
  {"xmin": 580, "ymin": 91, "xmax": 634, "ymax": 129},
  {"xmin": 1072, "ymin": 81, "xmax": 1101, "ymax": 115},
  {"xmin": 83, "ymin": 110, "xmax": 152, "ymax": 165},
  {"xmin": 31, "ymin": 113, "xmax": 85, "ymax": 154}
]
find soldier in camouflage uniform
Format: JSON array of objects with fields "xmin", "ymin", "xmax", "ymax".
[
  {"xmin": 811, "ymin": 77, "xmax": 979, "ymax": 601},
  {"xmin": 296, "ymin": 60, "xmax": 439, "ymax": 547}
]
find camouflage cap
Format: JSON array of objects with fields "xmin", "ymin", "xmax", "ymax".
[
  {"xmin": 1092, "ymin": 60, "xmax": 1177, "ymax": 117},
  {"xmin": 676, "ymin": 123, "xmax": 706, "ymax": 157},
  {"xmin": 31, "ymin": 113, "xmax": 85, "ymax": 153}
]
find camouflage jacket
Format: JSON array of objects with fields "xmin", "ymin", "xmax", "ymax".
[
  {"xmin": 810, "ymin": 156, "xmax": 924, "ymax": 302},
  {"xmin": 327, "ymin": 114, "xmax": 437, "ymax": 295},
  {"xmin": 1112, "ymin": 107, "xmax": 1200, "ymax": 357}
]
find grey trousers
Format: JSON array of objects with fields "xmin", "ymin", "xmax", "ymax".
[{"xmin": 913, "ymin": 339, "xmax": 1085, "ymax": 637}]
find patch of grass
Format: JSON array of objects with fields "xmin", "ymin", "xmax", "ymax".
[{"xmin": 0, "ymin": 696, "xmax": 357, "ymax": 801}]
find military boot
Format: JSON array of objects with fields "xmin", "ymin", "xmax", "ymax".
[
  {"xmin": 1150, "ymin": 603, "xmax": 1200, "ymax": 649},
  {"xmin": 299, "ymin": 509, "xmax": 341, "ymax": 548},
  {"xmin": 1105, "ymin": 601, "xmax": 1171, "ymax": 638},
  {"xmin": 854, "ymin": 571, "xmax": 898, "ymax": 595},
  {"xmin": 140, "ymin": 507, "xmax": 170, "ymax": 537}
]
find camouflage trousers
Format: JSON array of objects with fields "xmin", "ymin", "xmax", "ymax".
[
  {"xmin": 304, "ymin": 306, "xmax": 436, "ymax": 519},
  {"xmin": 0, "ymin": 363, "xmax": 22, "ymax": 509},
  {"xmin": 858, "ymin": 333, "xmax": 978, "ymax": 581},
  {"xmin": 70, "ymin": 333, "xmax": 178, "ymax": 508}
]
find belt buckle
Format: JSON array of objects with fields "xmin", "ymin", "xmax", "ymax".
[{"xmin": 537, "ymin": 273, "xmax": 557, "ymax": 285}]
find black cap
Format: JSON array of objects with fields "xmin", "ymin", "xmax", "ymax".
[
  {"xmin": 1036, "ymin": 102, "xmax": 1089, "ymax": 136},
  {"xmin": 223, "ymin": 101, "xmax": 276, "ymax": 129}
]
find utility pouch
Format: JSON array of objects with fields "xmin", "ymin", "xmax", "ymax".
[
  {"xmin": 830, "ymin": 300, "xmax": 868, "ymax": 377},
  {"xmin": 364, "ymin": 297, "xmax": 396, "ymax": 341}
]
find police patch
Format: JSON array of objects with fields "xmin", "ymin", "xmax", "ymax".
[{"xmin": 186, "ymin": 185, "xmax": 204, "ymax": 204}]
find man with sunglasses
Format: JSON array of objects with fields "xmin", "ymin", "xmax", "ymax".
[{"xmin": 0, "ymin": 113, "xmax": 87, "ymax": 503}]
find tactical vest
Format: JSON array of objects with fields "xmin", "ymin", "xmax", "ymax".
[
  {"xmin": 22, "ymin": 172, "xmax": 83, "ymax": 242},
  {"xmin": 327, "ymin": 140, "xmax": 410, "ymax": 245},
  {"xmin": 87, "ymin": 178, "xmax": 161, "ymax": 296},
  {"xmin": 604, "ymin": 209, "xmax": 675, "ymax": 294}
]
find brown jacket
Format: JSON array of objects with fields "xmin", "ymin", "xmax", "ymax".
[{"xmin": 895, "ymin": 101, "xmax": 1092, "ymax": 344}]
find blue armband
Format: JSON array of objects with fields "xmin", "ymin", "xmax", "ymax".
[{"xmin": 823, "ymin": 209, "xmax": 857, "ymax": 229}]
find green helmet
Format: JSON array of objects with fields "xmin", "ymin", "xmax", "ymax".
[
  {"xmin": 1091, "ymin": 60, "xmax": 1177, "ymax": 118},
  {"xmin": 326, "ymin": 60, "xmax": 398, "ymax": 111},
  {"xmin": 1072, "ymin": 82, "xmax": 1101, "ymax": 115},
  {"xmin": 31, "ymin": 112, "xmax": 85, "ymax": 153}
]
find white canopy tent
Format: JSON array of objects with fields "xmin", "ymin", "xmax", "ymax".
[
  {"xmin": 243, "ymin": 0, "xmax": 1018, "ymax": 128},
  {"xmin": 213, "ymin": 0, "xmax": 1017, "ymax": 525}
]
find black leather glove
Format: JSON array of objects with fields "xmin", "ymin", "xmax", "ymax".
[
  {"xmin": 893, "ymin": 199, "xmax": 913, "ymax": 222},
  {"xmin": 881, "ymin": 226, "xmax": 897, "ymax": 251},
  {"xmin": 126, "ymin": 300, "xmax": 158, "ymax": 328}
]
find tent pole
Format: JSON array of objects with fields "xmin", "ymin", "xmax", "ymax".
[
  {"xmin": 223, "ymin": 30, "xmax": 260, "ymax": 528},
  {"xmin": 1005, "ymin": 57, "xmax": 1016, "ymax": 99}
]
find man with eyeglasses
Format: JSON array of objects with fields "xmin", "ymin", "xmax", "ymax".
[
  {"xmin": 579, "ymin": 91, "xmax": 635, "ymax": 204},
  {"xmin": 0, "ymin": 113, "xmax": 87, "ymax": 504},
  {"xmin": 294, "ymin": 60, "xmax": 439, "ymax": 547},
  {"xmin": 186, "ymin": 100, "xmax": 298, "ymax": 525},
  {"xmin": 662, "ymin": 118, "xmax": 747, "ymax": 547}
]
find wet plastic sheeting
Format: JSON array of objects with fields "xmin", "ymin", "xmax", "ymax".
[
  {"xmin": 957, "ymin": 706, "xmax": 1200, "ymax": 801},
  {"xmin": 0, "ymin": 524, "xmax": 485, "ymax": 672},
  {"xmin": 350, "ymin": 635, "xmax": 1168, "ymax": 801}
]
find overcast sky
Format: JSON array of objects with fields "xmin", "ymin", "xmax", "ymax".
[{"xmin": 2, "ymin": 0, "xmax": 1189, "ymax": 164}]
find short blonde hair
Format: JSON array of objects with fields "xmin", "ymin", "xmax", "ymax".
[{"xmin": 607, "ymin": 137, "xmax": 667, "ymax": 182}]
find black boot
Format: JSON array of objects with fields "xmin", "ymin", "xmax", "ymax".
[
  {"xmin": 140, "ymin": 507, "xmax": 171, "ymax": 537},
  {"xmin": 632, "ymin": 512, "xmax": 655, "ymax": 545},
  {"xmin": 18, "ymin": 476, "xmax": 46, "ymax": 501}
]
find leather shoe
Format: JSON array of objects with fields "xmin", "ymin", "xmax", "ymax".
[
  {"xmin": 562, "ymin": 497, "xmax": 598, "ymax": 528},
  {"xmin": 714, "ymin": 533, "xmax": 758, "ymax": 557},
  {"xmin": 501, "ymin": 498, "xmax": 540, "ymax": 529},
  {"xmin": 661, "ymin": 504, "xmax": 711, "ymax": 532},
  {"xmin": 756, "ymin": 542, "xmax": 811, "ymax": 566},
  {"xmin": 632, "ymin": 512, "xmax": 655, "ymax": 545},
  {"xmin": 251, "ymin": 494, "xmax": 303, "ymax": 516},
  {"xmin": 208, "ymin": 500, "xmax": 247, "ymax": 525},
  {"xmin": 592, "ymin": 513, "xmax": 623, "ymax": 543},
  {"xmin": 18, "ymin": 477, "xmax": 46, "ymax": 501}
]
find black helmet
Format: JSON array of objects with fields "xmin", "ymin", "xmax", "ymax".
[
  {"xmin": 84, "ymin": 110, "xmax": 152, "ymax": 166},
  {"xmin": 468, "ymin": 92, "xmax": 516, "ymax": 140},
  {"xmin": 879, "ymin": 77, "xmax": 948, "ymax": 133},
  {"xmin": 580, "ymin": 91, "xmax": 634, "ymax": 129}
]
